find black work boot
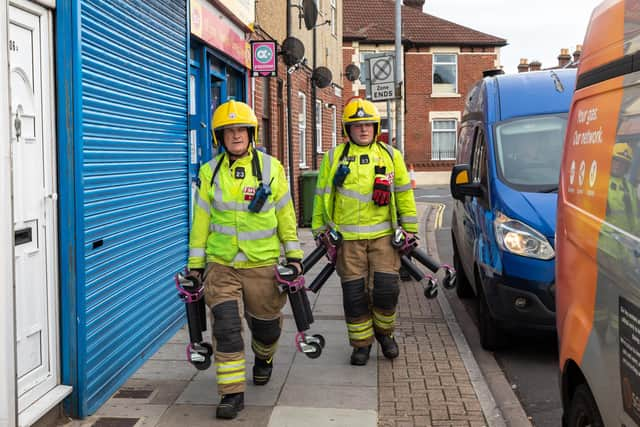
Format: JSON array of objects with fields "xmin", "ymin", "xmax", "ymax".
[
  {"xmin": 376, "ymin": 333, "xmax": 399, "ymax": 359},
  {"xmin": 350, "ymin": 345, "xmax": 372, "ymax": 366},
  {"xmin": 253, "ymin": 356, "xmax": 273, "ymax": 385},
  {"xmin": 216, "ymin": 392, "xmax": 244, "ymax": 419}
]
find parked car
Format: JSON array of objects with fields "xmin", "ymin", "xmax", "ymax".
[
  {"xmin": 450, "ymin": 68, "xmax": 576, "ymax": 350},
  {"xmin": 557, "ymin": 0, "xmax": 640, "ymax": 425}
]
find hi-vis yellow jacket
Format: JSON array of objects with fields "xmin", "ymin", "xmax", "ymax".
[
  {"xmin": 311, "ymin": 141, "xmax": 418, "ymax": 241},
  {"xmin": 188, "ymin": 150, "xmax": 303, "ymax": 269}
]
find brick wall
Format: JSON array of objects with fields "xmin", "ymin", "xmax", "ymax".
[
  {"xmin": 404, "ymin": 50, "xmax": 496, "ymax": 171},
  {"xmin": 343, "ymin": 43, "xmax": 498, "ymax": 171},
  {"xmin": 252, "ymin": 33, "xmax": 343, "ymax": 223}
]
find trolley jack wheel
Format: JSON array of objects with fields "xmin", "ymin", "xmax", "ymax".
[
  {"xmin": 313, "ymin": 334, "xmax": 326, "ymax": 348},
  {"xmin": 304, "ymin": 342, "xmax": 322, "ymax": 359},
  {"xmin": 442, "ymin": 267, "xmax": 457, "ymax": 290},
  {"xmin": 192, "ymin": 355, "xmax": 212, "ymax": 371}
]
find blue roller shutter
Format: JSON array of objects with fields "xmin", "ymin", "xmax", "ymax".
[{"xmin": 78, "ymin": 0, "xmax": 188, "ymax": 415}]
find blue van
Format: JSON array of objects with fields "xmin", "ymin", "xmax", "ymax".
[{"xmin": 449, "ymin": 69, "xmax": 576, "ymax": 350}]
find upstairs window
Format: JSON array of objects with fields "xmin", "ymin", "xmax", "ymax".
[{"xmin": 433, "ymin": 54, "xmax": 458, "ymax": 94}]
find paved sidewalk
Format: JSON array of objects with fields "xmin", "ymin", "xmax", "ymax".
[{"xmin": 60, "ymin": 202, "xmax": 510, "ymax": 427}]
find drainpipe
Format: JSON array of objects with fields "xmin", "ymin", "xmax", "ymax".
[
  {"xmin": 311, "ymin": 25, "xmax": 317, "ymax": 169},
  {"xmin": 286, "ymin": 0, "xmax": 295, "ymax": 206}
]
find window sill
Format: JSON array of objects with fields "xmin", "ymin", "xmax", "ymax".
[
  {"xmin": 299, "ymin": 164, "xmax": 310, "ymax": 170},
  {"xmin": 430, "ymin": 93, "xmax": 461, "ymax": 98}
]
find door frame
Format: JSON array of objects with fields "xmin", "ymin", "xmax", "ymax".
[
  {"xmin": 1, "ymin": 0, "xmax": 18, "ymax": 424},
  {"xmin": 9, "ymin": 0, "xmax": 61, "ymax": 413}
]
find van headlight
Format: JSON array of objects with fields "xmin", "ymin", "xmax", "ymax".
[{"xmin": 493, "ymin": 212, "xmax": 555, "ymax": 260}]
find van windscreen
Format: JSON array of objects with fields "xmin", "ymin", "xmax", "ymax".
[{"xmin": 495, "ymin": 114, "xmax": 567, "ymax": 191}]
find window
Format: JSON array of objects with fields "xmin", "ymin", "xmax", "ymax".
[
  {"xmin": 471, "ymin": 129, "xmax": 487, "ymax": 185},
  {"xmin": 495, "ymin": 114, "xmax": 567, "ymax": 190},
  {"xmin": 330, "ymin": 0, "xmax": 337, "ymax": 36},
  {"xmin": 433, "ymin": 54, "xmax": 458, "ymax": 94},
  {"xmin": 431, "ymin": 119, "xmax": 457, "ymax": 160},
  {"xmin": 298, "ymin": 92, "xmax": 307, "ymax": 167},
  {"xmin": 316, "ymin": 100, "xmax": 323, "ymax": 153},
  {"xmin": 331, "ymin": 105, "xmax": 337, "ymax": 147}
]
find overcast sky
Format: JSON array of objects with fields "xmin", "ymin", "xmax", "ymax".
[{"xmin": 422, "ymin": 0, "xmax": 603, "ymax": 74}]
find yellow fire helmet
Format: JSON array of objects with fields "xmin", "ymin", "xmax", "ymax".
[
  {"xmin": 211, "ymin": 100, "xmax": 259, "ymax": 148},
  {"xmin": 613, "ymin": 142, "xmax": 633, "ymax": 162},
  {"xmin": 342, "ymin": 98, "xmax": 381, "ymax": 142}
]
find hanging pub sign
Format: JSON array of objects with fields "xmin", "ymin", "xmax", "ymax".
[{"xmin": 251, "ymin": 41, "xmax": 277, "ymax": 77}]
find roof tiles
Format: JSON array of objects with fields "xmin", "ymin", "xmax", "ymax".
[{"xmin": 344, "ymin": 0, "xmax": 507, "ymax": 46}]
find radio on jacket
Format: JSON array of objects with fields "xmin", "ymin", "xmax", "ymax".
[
  {"xmin": 333, "ymin": 164, "xmax": 350, "ymax": 187},
  {"xmin": 248, "ymin": 183, "xmax": 271, "ymax": 213}
]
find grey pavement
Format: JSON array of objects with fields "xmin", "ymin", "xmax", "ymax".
[{"xmin": 58, "ymin": 202, "xmax": 522, "ymax": 427}]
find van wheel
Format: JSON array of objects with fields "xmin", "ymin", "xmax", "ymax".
[
  {"xmin": 452, "ymin": 233, "xmax": 474, "ymax": 299},
  {"xmin": 477, "ymin": 276, "xmax": 506, "ymax": 351},
  {"xmin": 567, "ymin": 384, "xmax": 603, "ymax": 427}
]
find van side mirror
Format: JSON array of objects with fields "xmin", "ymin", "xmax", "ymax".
[{"xmin": 450, "ymin": 164, "xmax": 483, "ymax": 201}]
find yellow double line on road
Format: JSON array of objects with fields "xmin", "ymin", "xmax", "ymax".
[{"xmin": 433, "ymin": 203, "xmax": 446, "ymax": 230}]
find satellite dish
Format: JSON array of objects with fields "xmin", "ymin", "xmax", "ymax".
[
  {"xmin": 345, "ymin": 64, "xmax": 360, "ymax": 82},
  {"xmin": 281, "ymin": 37, "xmax": 305, "ymax": 66},
  {"xmin": 302, "ymin": 0, "xmax": 318, "ymax": 30},
  {"xmin": 311, "ymin": 67, "xmax": 332, "ymax": 88}
]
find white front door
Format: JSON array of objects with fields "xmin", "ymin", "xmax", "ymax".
[{"xmin": 9, "ymin": 0, "xmax": 59, "ymax": 412}]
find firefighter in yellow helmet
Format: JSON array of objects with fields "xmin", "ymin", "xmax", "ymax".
[
  {"xmin": 600, "ymin": 142, "xmax": 639, "ymax": 267},
  {"xmin": 607, "ymin": 142, "xmax": 638, "ymax": 233},
  {"xmin": 187, "ymin": 100, "xmax": 303, "ymax": 419},
  {"xmin": 311, "ymin": 98, "xmax": 418, "ymax": 366}
]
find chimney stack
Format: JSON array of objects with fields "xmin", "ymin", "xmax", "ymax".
[
  {"xmin": 558, "ymin": 48, "xmax": 571, "ymax": 68},
  {"xmin": 404, "ymin": 0, "xmax": 425, "ymax": 10},
  {"xmin": 573, "ymin": 44, "xmax": 582, "ymax": 63},
  {"xmin": 518, "ymin": 58, "xmax": 529, "ymax": 73},
  {"xmin": 529, "ymin": 60, "xmax": 542, "ymax": 71}
]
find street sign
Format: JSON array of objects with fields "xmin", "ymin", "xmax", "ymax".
[{"xmin": 368, "ymin": 55, "xmax": 395, "ymax": 101}]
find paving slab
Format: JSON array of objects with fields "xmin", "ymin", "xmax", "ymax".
[
  {"xmin": 267, "ymin": 406, "xmax": 377, "ymax": 427},
  {"xmin": 156, "ymin": 404, "xmax": 272, "ymax": 427},
  {"xmin": 278, "ymin": 384, "xmax": 378, "ymax": 410}
]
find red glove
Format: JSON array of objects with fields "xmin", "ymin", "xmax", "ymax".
[{"xmin": 372, "ymin": 177, "xmax": 391, "ymax": 206}]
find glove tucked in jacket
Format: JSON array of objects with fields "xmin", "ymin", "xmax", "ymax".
[{"xmin": 372, "ymin": 177, "xmax": 391, "ymax": 206}]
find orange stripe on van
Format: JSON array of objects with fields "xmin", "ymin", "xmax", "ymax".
[{"xmin": 557, "ymin": 76, "xmax": 623, "ymax": 368}]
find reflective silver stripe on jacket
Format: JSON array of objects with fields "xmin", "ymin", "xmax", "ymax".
[
  {"xmin": 232, "ymin": 251, "xmax": 248, "ymax": 262},
  {"xmin": 395, "ymin": 183, "xmax": 412, "ymax": 192},
  {"xmin": 339, "ymin": 222, "xmax": 392, "ymax": 234},
  {"xmin": 400, "ymin": 215, "xmax": 418, "ymax": 224},
  {"xmin": 275, "ymin": 192, "xmax": 291, "ymax": 211},
  {"xmin": 211, "ymin": 223, "xmax": 236, "ymax": 235},
  {"xmin": 238, "ymin": 228, "xmax": 276, "ymax": 240},
  {"xmin": 284, "ymin": 241, "xmax": 301, "ymax": 252},
  {"xmin": 195, "ymin": 193, "xmax": 210, "ymax": 213},
  {"xmin": 316, "ymin": 186, "xmax": 331, "ymax": 196},
  {"xmin": 312, "ymin": 225, "xmax": 327, "ymax": 234},
  {"xmin": 261, "ymin": 153, "xmax": 272, "ymax": 185},
  {"xmin": 189, "ymin": 248, "xmax": 206, "ymax": 257},
  {"xmin": 209, "ymin": 224, "xmax": 277, "ymax": 241},
  {"xmin": 337, "ymin": 187, "xmax": 371, "ymax": 203}
]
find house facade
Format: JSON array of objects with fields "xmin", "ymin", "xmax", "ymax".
[{"xmin": 343, "ymin": 0, "xmax": 506, "ymax": 170}]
